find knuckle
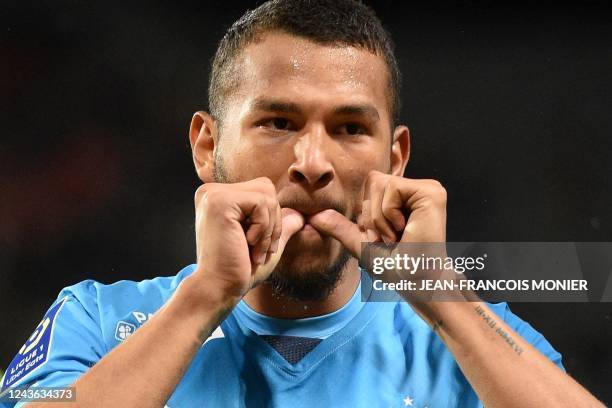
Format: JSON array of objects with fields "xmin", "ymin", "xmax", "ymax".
[
  {"xmin": 388, "ymin": 176, "xmax": 401, "ymax": 191},
  {"xmin": 431, "ymin": 184, "xmax": 447, "ymax": 201},
  {"xmin": 256, "ymin": 192, "xmax": 269, "ymax": 208},
  {"xmin": 381, "ymin": 205, "xmax": 395, "ymax": 218},
  {"xmin": 260, "ymin": 232, "xmax": 273, "ymax": 243},
  {"xmin": 256, "ymin": 199, "xmax": 271, "ymax": 223},
  {"xmin": 425, "ymin": 179, "xmax": 443, "ymax": 188},
  {"xmin": 368, "ymin": 169, "xmax": 383, "ymax": 179},
  {"xmin": 256, "ymin": 177, "xmax": 276, "ymax": 193},
  {"xmin": 438, "ymin": 186, "xmax": 447, "ymax": 200},
  {"xmin": 194, "ymin": 184, "xmax": 210, "ymax": 204},
  {"xmin": 366, "ymin": 170, "xmax": 385, "ymax": 186},
  {"xmin": 418, "ymin": 180, "xmax": 446, "ymax": 200},
  {"xmin": 375, "ymin": 216, "xmax": 393, "ymax": 232},
  {"xmin": 265, "ymin": 196, "xmax": 277, "ymax": 209},
  {"xmin": 204, "ymin": 190, "xmax": 225, "ymax": 211},
  {"xmin": 373, "ymin": 216, "xmax": 386, "ymax": 229},
  {"xmin": 425, "ymin": 186, "xmax": 447, "ymax": 206},
  {"xmin": 373, "ymin": 177, "xmax": 387, "ymax": 191},
  {"xmin": 205, "ymin": 188, "xmax": 222, "ymax": 202}
]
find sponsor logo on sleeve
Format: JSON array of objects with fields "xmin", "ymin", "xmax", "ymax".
[
  {"xmin": 1, "ymin": 297, "xmax": 68, "ymax": 391},
  {"xmin": 112, "ymin": 311, "xmax": 155, "ymax": 343},
  {"xmin": 114, "ymin": 321, "xmax": 136, "ymax": 341}
]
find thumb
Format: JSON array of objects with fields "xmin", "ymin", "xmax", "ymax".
[{"xmin": 308, "ymin": 209, "xmax": 363, "ymax": 258}]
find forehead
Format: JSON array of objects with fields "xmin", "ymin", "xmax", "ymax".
[{"xmin": 230, "ymin": 31, "xmax": 391, "ymax": 120}]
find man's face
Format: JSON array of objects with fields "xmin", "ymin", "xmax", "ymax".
[{"xmin": 213, "ymin": 32, "xmax": 396, "ymax": 300}]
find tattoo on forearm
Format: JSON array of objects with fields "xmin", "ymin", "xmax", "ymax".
[{"xmin": 474, "ymin": 305, "xmax": 524, "ymax": 355}]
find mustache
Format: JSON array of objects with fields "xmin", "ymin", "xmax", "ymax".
[{"xmin": 279, "ymin": 195, "xmax": 348, "ymax": 218}]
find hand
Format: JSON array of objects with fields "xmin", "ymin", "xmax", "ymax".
[
  {"xmin": 193, "ymin": 177, "xmax": 304, "ymax": 302},
  {"xmin": 309, "ymin": 170, "xmax": 447, "ymax": 258}
]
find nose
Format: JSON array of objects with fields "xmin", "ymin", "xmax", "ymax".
[{"xmin": 288, "ymin": 125, "xmax": 335, "ymax": 190}]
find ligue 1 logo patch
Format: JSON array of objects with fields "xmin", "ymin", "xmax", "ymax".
[{"xmin": 1, "ymin": 297, "xmax": 68, "ymax": 392}]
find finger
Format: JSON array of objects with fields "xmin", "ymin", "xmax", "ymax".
[
  {"xmin": 252, "ymin": 208, "xmax": 304, "ymax": 282},
  {"xmin": 240, "ymin": 178, "xmax": 278, "ymax": 263},
  {"xmin": 381, "ymin": 182, "xmax": 407, "ymax": 232},
  {"xmin": 308, "ymin": 209, "xmax": 364, "ymax": 258},
  {"xmin": 369, "ymin": 180, "xmax": 398, "ymax": 243},
  {"xmin": 383, "ymin": 178, "xmax": 447, "ymax": 243},
  {"xmin": 194, "ymin": 184, "xmax": 207, "ymax": 207},
  {"xmin": 361, "ymin": 199, "xmax": 380, "ymax": 242},
  {"xmin": 261, "ymin": 208, "xmax": 304, "ymax": 266},
  {"xmin": 362, "ymin": 172, "xmax": 380, "ymax": 242},
  {"xmin": 356, "ymin": 213, "xmax": 366, "ymax": 231},
  {"xmin": 236, "ymin": 177, "xmax": 277, "ymax": 196},
  {"xmin": 269, "ymin": 203, "xmax": 282, "ymax": 254},
  {"xmin": 243, "ymin": 193, "xmax": 271, "ymax": 264},
  {"xmin": 262, "ymin": 202, "xmax": 281, "ymax": 264},
  {"xmin": 384, "ymin": 178, "xmax": 446, "ymax": 210},
  {"xmin": 255, "ymin": 197, "xmax": 277, "ymax": 265}
]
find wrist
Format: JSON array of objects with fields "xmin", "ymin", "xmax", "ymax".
[
  {"xmin": 170, "ymin": 274, "xmax": 241, "ymax": 342},
  {"xmin": 178, "ymin": 273, "xmax": 243, "ymax": 314},
  {"xmin": 409, "ymin": 300, "xmax": 483, "ymax": 339}
]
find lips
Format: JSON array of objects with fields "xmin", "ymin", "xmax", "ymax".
[{"xmin": 279, "ymin": 194, "xmax": 346, "ymax": 222}]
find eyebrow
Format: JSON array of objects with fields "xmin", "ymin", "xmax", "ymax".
[
  {"xmin": 332, "ymin": 104, "xmax": 380, "ymax": 122},
  {"xmin": 249, "ymin": 98, "xmax": 380, "ymax": 122},
  {"xmin": 250, "ymin": 98, "xmax": 302, "ymax": 114}
]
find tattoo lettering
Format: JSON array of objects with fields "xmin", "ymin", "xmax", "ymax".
[{"xmin": 474, "ymin": 305, "xmax": 524, "ymax": 355}]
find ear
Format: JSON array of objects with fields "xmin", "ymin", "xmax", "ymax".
[
  {"xmin": 189, "ymin": 111, "xmax": 218, "ymax": 183},
  {"xmin": 390, "ymin": 125, "xmax": 410, "ymax": 177}
]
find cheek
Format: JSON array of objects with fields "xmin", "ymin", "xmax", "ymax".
[
  {"xmin": 336, "ymin": 142, "xmax": 389, "ymax": 211},
  {"xmin": 228, "ymin": 139, "xmax": 295, "ymax": 182},
  {"xmin": 337, "ymin": 142, "xmax": 388, "ymax": 180}
]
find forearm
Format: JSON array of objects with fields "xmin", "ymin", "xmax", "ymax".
[
  {"xmin": 410, "ymin": 300, "xmax": 604, "ymax": 407},
  {"xmin": 26, "ymin": 275, "xmax": 237, "ymax": 408}
]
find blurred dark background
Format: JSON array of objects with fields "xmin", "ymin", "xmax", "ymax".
[{"xmin": 1, "ymin": 0, "xmax": 611, "ymax": 403}]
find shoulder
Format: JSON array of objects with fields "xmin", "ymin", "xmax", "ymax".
[
  {"xmin": 58, "ymin": 264, "xmax": 198, "ymax": 343},
  {"xmin": 0, "ymin": 265, "xmax": 197, "ymax": 395},
  {"xmin": 61, "ymin": 263, "xmax": 197, "ymax": 300},
  {"xmin": 58, "ymin": 264, "xmax": 197, "ymax": 315}
]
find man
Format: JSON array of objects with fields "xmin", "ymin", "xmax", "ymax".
[{"xmin": 1, "ymin": 1, "xmax": 603, "ymax": 407}]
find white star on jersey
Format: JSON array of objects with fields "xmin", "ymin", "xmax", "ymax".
[{"xmin": 403, "ymin": 395, "xmax": 414, "ymax": 406}]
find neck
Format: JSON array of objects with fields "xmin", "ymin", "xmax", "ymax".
[{"xmin": 243, "ymin": 258, "xmax": 361, "ymax": 319}]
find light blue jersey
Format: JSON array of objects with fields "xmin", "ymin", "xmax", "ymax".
[{"xmin": 1, "ymin": 265, "xmax": 563, "ymax": 408}]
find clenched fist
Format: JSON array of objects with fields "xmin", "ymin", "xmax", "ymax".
[
  {"xmin": 193, "ymin": 177, "xmax": 304, "ymax": 301},
  {"xmin": 309, "ymin": 170, "xmax": 447, "ymax": 257}
]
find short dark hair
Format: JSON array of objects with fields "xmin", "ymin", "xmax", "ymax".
[{"xmin": 208, "ymin": 0, "xmax": 401, "ymax": 127}]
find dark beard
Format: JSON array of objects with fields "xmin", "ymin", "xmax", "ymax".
[
  {"xmin": 213, "ymin": 150, "xmax": 352, "ymax": 302},
  {"xmin": 265, "ymin": 248, "xmax": 351, "ymax": 302}
]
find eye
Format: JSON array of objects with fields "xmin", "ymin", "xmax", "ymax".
[
  {"xmin": 272, "ymin": 118, "xmax": 290, "ymax": 130},
  {"xmin": 258, "ymin": 117, "xmax": 293, "ymax": 131},
  {"xmin": 340, "ymin": 123, "xmax": 368, "ymax": 136}
]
